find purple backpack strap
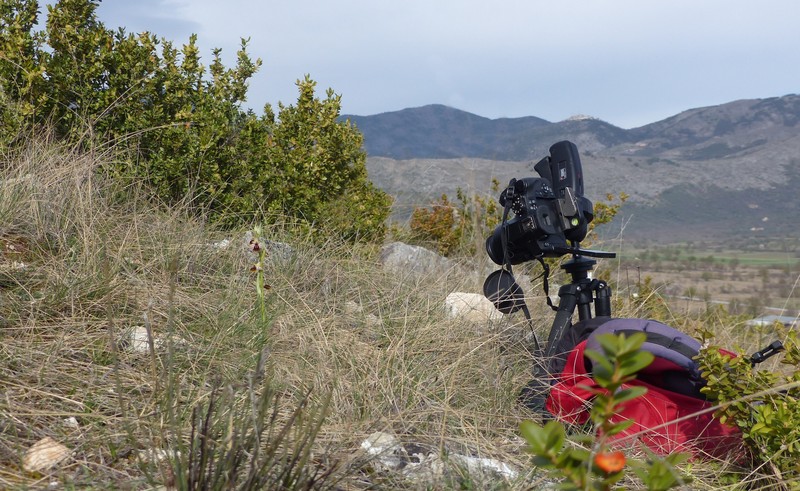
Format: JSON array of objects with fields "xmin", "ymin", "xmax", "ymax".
[{"xmin": 584, "ymin": 318, "xmax": 706, "ymax": 398}]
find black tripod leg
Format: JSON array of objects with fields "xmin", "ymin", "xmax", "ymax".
[
  {"xmin": 545, "ymin": 286, "xmax": 579, "ymax": 361},
  {"xmin": 519, "ymin": 288, "xmax": 578, "ymax": 414}
]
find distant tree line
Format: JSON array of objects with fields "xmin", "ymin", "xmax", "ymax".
[{"xmin": 0, "ymin": 0, "xmax": 391, "ymax": 241}]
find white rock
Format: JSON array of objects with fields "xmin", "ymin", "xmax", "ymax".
[
  {"xmin": 360, "ymin": 431, "xmax": 405, "ymax": 471},
  {"xmin": 128, "ymin": 326, "xmax": 154, "ymax": 354},
  {"xmin": 62, "ymin": 417, "xmax": 79, "ymax": 430},
  {"xmin": 22, "ymin": 437, "xmax": 71, "ymax": 473},
  {"xmin": 444, "ymin": 292, "xmax": 503, "ymax": 323},
  {"xmin": 401, "ymin": 452, "xmax": 445, "ymax": 482},
  {"xmin": 449, "ymin": 453, "xmax": 518, "ymax": 481},
  {"xmin": 359, "ymin": 431, "xmax": 518, "ymax": 485},
  {"xmin": 361, "ymin": 431, "xmax": 398, "ymax": 454}
]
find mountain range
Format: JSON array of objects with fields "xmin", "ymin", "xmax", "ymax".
[{"xmin": 344, "ymin": 95, "xmax": 800, "ymax": 244}]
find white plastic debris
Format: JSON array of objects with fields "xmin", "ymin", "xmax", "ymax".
[{"xmin": 22, "ymin": 437, "xmax": 71, "ymax": 473}]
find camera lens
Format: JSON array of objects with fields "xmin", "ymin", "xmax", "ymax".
[{"xmin": 485, "ymin": 228, "xmax": 506, "ymax": 265}]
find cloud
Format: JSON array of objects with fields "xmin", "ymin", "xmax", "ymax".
[
  {"xmin": 83, "ymin": 0, "xmax": 800, "ymax": 127},
  {"xmin": 96, "ymin": 0, "xmax": 200, "ymax": 41}
]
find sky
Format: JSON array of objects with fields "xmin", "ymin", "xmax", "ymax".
[{"xmin": 70, "ymin": 0, "xmax": 800, "ymax": 128}]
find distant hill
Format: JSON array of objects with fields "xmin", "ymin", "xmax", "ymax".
[
  {"xmin": 344, "ymin": 104, "xmax": 626, "ymax": 160},
  {"xmin": 344, "ymin": 95, "xmax": 800, "ymax": 243},
  {"xmin": 344, "ymin": 96, "xmax": 800, "ymax": 161}
]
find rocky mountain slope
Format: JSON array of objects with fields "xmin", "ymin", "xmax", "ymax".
[{"xmin": 345, "ymin": 95, "xmax": 800, "ymax": 243}]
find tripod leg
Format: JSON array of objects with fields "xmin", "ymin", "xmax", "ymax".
[
  {"xmin": 519, "ymin": 290, "xmax": 578, "ymax": 413},
  {"xmin": 545, "ymin": 288, "xmax": 579, "ymax": 361}
]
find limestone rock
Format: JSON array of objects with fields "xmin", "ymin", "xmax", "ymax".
[
  {"xmin": 359, "ymin": 431, "xmax": 518, "ymax": 485},
  {"xmin": 22, "ymin": 437, "xmax": 71, "ymax": 473},
  {"xmin": 127, "ymin": 326, "xmax": 154, "ymax": 354},
  {"xmin": 379, "ymin": 242, "xmax": 456, "ymax": 276},
  {"xmin": 444, "ymin": 292, "xmax": 503, "ymax": 323},
  {"xmin": 361, "ymin": 431, "xmax": 405, "ymax": 471}
]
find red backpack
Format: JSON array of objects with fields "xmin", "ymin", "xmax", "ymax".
[{"xmin": 544, "ymin": 318, "xmax": 743, "ymax": 458}]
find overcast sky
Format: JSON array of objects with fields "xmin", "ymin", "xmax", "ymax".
[{"xmin": 81, "ymin": 0, "xmax": 800, "ymax": 128}]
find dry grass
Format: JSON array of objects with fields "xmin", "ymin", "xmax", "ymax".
[
  {"xmin": 2, "ymin": 140, "xmax": 797, "ymax": 489},
  {"xmin": 0, "ymin": 140, "xmax": 544, "ymax": 489}
]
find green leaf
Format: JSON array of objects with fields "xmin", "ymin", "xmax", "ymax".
[
  {"xmin": 584, "ymin": 350, "xmax": 614, "ymax": 380},
  {"xmin": 620, "ymin": 331, "xmax": 648, "ymax": 352},
  {"xmin": 603, "ymin": 419, "xmax": 635, "ymax": 436},
  {"xmin": 663, "ymin": 452, "xmax": 691, "ymax": 466},
  {"xmin": 543, "ymin": 420, "xmax": 566, "ymax": 452},
  {"xmin": 619, "ymin": 351, "xmax": 655, "ymax": 377},
  {"xmin": 613, "ymin": 386, "xmax": 648, "ymax": 403},
  {"xmin": 520, "ymin": 420, "xmax": 548, "ymax": 454},
  {"xmin": 567, "ymin": 447, "xmax": 590, "ymax": 462},
  {"xmin": 595, "ymin": 332, "xmax": 622, "ymax": 355}
]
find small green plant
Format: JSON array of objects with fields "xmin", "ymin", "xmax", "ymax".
[
  {"xmin": 248, "ymin": 225, "xmax": 271, "ymax": 324},
  {"xmin": 588, "ymin": 192, "xmax": 628, "ymax": 239},
  {"xmin": 520, "ymin": 332, "xmax": 690, "ymax": 490},
  {"xmin": 698, "ymin": 328, "xmax": 800, "ymax": 486}
]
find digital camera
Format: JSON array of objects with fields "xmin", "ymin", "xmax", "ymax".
[{"xmin": 485, "ymin": 141, "xmax": 594, "ymax": 264}]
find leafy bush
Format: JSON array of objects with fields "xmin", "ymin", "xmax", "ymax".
[
  {"xmin": 590, "ymin": 192, "xmax": 628, "ymax": 238},
  {"xmin": 698, "ymin": 328, "xmax": 800, "ymax": 486},
  {"xmin": 408, "ymin": 194, "xmax": 462, "ymax": 256},
  {"xmin": 406, "ymin": 183, "xmax": 501, "ymax": 256},
  {"xmin": 0, "ymin": 0, "xmax": 390, "ymax": 241}
]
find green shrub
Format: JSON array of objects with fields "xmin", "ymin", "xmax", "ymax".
[
  {"xmin": 0, "ymin": 0, "xmax": 390, "ymax": 241},
  {"xmin": 589, "ymin": 192, "xmax": 628, "ymax": 238},
  {"xmin": 698, "ymin": 328, "xmax": 800, "ymax": 486},
  {"xmin": 406, "ymin": 183, "xmax": 501, "ymax": 256}
]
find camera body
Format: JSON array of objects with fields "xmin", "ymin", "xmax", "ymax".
[{"xmin": 486, "ymin": 141, "xmax": 594, "ymax": 264}]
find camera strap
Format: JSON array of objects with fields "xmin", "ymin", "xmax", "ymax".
[{"xmin": 536, "ymin": 257, "xmax": 558, "ymax": 312}]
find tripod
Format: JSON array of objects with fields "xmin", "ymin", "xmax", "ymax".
[
  {"xmin": 544, "ymin": 254, "xmax": 613, "ymax": 361},
  {"xmin": 515, "ymin": 248, "xmax": 615, "ymax": 413}
]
